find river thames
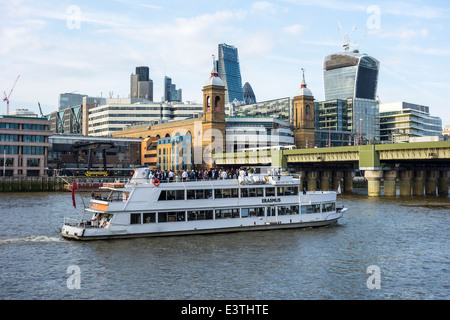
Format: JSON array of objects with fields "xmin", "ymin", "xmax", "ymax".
[{"xmin": 0, "ymin": 190, "xmax": 448, "ymax": 300}]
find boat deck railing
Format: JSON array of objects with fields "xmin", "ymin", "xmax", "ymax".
[
  {"xmin": 63, "ymin": 217, "xmax": 106, "ymax": 229},
  {"xmin": 127, "ymin": 174, "xmax": 300, "ymax": 186}
]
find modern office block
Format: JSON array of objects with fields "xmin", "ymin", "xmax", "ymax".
[
  {"xmin": 217, "ymin": 43, "xmax": 244, "ymax": 106},
  {"xmin": 323, "ymin": 51, "xmax": 380, "ymax": 142}
]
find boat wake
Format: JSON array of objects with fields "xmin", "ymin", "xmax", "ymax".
[{"xmin": 0, "ymin": 235, "xmax": 64, "ymax": 245}]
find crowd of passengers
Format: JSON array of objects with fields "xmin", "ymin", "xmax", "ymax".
[{"xmin": 148, "ymin": 167, "xmax": 282, "ymax": 183}]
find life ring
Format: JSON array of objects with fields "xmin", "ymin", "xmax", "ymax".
[
  {"xmin": 101, "ymin": 221, "xmax": 106, "ymax": 228},
  {"xmin": 153, "ymin": 179, "xmax": 160, "ymax": 187}
]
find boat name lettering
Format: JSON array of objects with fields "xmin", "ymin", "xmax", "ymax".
[{"xmin": 262, "ymin": 198, "xmax": 281, "ymax": 203}]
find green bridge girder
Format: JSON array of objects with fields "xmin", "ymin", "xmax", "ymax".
[{"xmin": 214, "ymin": 141, "xmax": 450, "ymax": 170}]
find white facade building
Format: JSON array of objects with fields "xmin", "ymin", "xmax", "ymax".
[
  {"xmin": 225, "ymin": 117, "xmax": 294, "ymax": 152},
  {"xmin": 88, "ymin": 98, "xmax": 202, "ymax": 136},
  {"xmin": 379, "ymin": 102, "xmax": 442, "ymax": 143}
]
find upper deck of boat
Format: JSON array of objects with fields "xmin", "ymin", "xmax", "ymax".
[{"xmin": 120, "ymin": 174, "xmax": 302, "ymax": 190}]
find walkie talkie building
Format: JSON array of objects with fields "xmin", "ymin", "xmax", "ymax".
[{"xmin": 322, "ymin": 51, "xmax": 380, "ymax": 143}]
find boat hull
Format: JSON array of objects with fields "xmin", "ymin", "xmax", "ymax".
[{"xmin": 61, "ymin": 210, "xmax": 344, "ymax": 241}]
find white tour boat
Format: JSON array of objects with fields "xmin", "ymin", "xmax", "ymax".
[{"xmin": 61, "ymin": 167, "xmax": 347, "ymax": 240}]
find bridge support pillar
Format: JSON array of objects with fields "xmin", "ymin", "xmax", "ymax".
[
  {"xmin": 413, "ymin": 170, "xmax": 426, "ymax": 196},
  {"xmin": 344, "ymin": 171, "xmax": 354, "ymax": 192},
  {"xmin": 320, "ymin": 171, "xmax": 331, "ymax": 191},
  {"xmin": 383, "ymin": 170, "xmax": 397, "ymax": 196},
  {"xmin": 307, "ymin": 171, "xmax": 318, "ymax": 191},
  {"xmin": 364, "ymin": 170, "xmax": 383, "ymax": 196},
  {"xmin": 296, "ymin": 171, "xmax": 305, "ymax": 191},
  {"xmin": 425, "ymin": 170, "xmax": 438, "ymax": 195},
  {"xmin": 399, "ymin": 170, "xmax": 413, "ymax": 196},
  {"xmin": 438, "ymin": 170, "xmax": 448, "ymax": 196},
  {"xmin": 332, "ymin": 171, "xmax": 343, "ymax": 191}
]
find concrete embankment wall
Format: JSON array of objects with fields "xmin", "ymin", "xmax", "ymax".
[{"xmin": 0, "ymin": 177, "xmax": 66, "ymax": 192}]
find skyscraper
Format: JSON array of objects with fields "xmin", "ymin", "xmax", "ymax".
[
  {"xmin": 323, "ymin": 52, "xmax": 379, "ymax": 101},
  {"xmin": 130, "ymin": 66, "xmax": 153, "ymax": 101},
  {"xmin": 217, "ymin": 43, "xmax": 244, "ymax": 106},
  {"xmin": 322, "ymin": 51, "xmax": 380, "ymax": 142},
  {"xmin": 164, "ymin": 76, "xmax": 182, "ymax": 102},
  {"xmin": 243, "ymin": 82, "xmax": 256, "ymax": 105}
]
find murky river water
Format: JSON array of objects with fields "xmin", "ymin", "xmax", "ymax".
[{"xmin": 0, "ymin": 190, "xmax": 448, "ymax": 300}]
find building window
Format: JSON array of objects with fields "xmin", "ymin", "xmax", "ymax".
[
  {"xmin": 23, "ymin": 135, "xmax": 45, "ymax": 142},
  {"xmin": 0, "ymin": 134, "xmax": 19, "ymax": 142},
  {"xmin": 27, "ymin": 158, "xmax": 40, "ymax": 167},
  {"xmin": 23, "ymin": 146, "xmax": 44, "ymax": 155},
  {"xmin": 0, "ymin": 145, "xmax": 18, "ymax": 154}
]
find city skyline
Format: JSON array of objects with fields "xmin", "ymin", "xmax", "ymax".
[{"xmin": 1, "ymin": 0, "xmax": 450, "ymax": 125}]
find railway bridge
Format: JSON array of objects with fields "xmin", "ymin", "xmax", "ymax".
[{"xmin": 214, "ymin": 141, "xmax": 450, "ymax": 197}]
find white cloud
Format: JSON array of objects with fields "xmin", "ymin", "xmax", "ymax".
[
  {"xmin": 284, "ymin": 24, "xmax": 306, "ymax": 35},
  {"xmin": 371, "ymin": 26, "xmax": 429, "ymax": 41},
  {"xmin": 251, "ymin": 1, "xmax": 278, "ymax": 14}
]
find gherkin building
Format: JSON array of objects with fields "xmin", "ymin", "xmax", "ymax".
[{"xmin": 243, "ymin": 82, "xmax": 256, "ymax": 105}]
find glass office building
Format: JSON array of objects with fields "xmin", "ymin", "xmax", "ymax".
[
  {"xmin": 379, "ymin": 102, "xmax": 442, "ymax": 143},
  {"xmin": 323, "ymin": 51, "xmax": 380, "ymax": 142},
  {"xmin": 217, "ymin": 43, "xmax": 244, "ymax": 106},
  {"xmin": 243, "ymin": 82, "xmax": 256, "ymax": 105}
]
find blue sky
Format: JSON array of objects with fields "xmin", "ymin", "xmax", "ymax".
[{"xmin": 1, "ymin": 0, "xmax": 449, "ymax": 125}]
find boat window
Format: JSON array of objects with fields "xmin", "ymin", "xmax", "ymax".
[
  {"xmin": 267, "ymin": 207, "xmax": 276, "ymax": 216},
  {"xmin": 240, "ymin": 188, "xmax": 248, "ymax": 197},
  {"xmin": 256, "ymin": 188, "xmax": 264, "ymax": 197},
  {"xmin": 167, "ymin": 190, "xmax": 176, "ymax": 200},
  {"xmin": 158, "ymin": 211, "xmax": 185, "ymax": 222},
  {"xmin": 130, "ymin": 213, "xmax": 141, "ymax": 224},
  {"xmin": 322, "ymin": 202, "xmax": 335, "ymax": 212},
  {"xmin": 278, "ymin": 186, "xmax": 298, "ymax": 196},
  {"xmin": 248, "ymin": 188, "xmax": 257, "ymax": 197},
  {"xmin": 301, "ymin": 204, "xmax": 321, "ymax": 214},
  {"xmin": 277, "ymin": 205, "xmax": 299, "ymax": 215},
  {"xmin": 158, "ymin": 190, "xmax": 166, "ymax": 201},
  {"xmin": 143, "ymin": 212, "xmax": 156, "ymax": 223},
  {"xmin": 175, "ymin": 190, "xmax": 185, "ymax": 200},
  {"xmin": 214, "ymin": 189, "xmax": 238, "ymax": 198},
  {"xmin": 159, "ymin": 190, "xmax": 186, "ymax": 201},
  {"xmin": 265, "ymin": 187, "xmax": 275, "ymax": 197},
  {"xmin": 215, "ymin": 208, "xmax": 239, "ymax": 219},
  {"xmin": 187, "ymin": 190, "xmax": 195, "ymax": 199},
  {"xmin": 187, "ymin": 210, "xmax": 213, "ymax": 221},
  {"xmin": 242, "ymin": 207, "xmax": 265, "ymax": 217}
]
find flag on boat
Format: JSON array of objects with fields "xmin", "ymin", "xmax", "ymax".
[
  {"xmin": 337, "ymin": 183, "xmax": 341, "ymax": 194},
  {"xmin": 72, "ymin": 178, "xmax": 78, "ymax": 208}
]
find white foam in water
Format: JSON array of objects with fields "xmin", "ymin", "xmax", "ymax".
[{"xmin": 0, "ymin": 235, "xmax": 63, "ymax": 245}]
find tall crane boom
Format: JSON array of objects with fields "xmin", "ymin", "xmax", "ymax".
[{"xmin": 3, "ymin": 75, "xmax": 20, "ymax": 115}]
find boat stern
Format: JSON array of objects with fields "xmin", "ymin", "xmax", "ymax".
[{"xmin": 61, "ymin": 224, "xmax": 85, "ymax": 239}]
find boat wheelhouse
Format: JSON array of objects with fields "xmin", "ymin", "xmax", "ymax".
[{"xmin": 61, "ymin": 167, "xmax": 347, "ymax": 240}]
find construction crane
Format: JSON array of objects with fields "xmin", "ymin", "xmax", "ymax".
[
  {"xmin": 3, "ymin": 75, "xmax": 20, "ymax": 115},
  {"xmin": 338, "ymin": 22, "xmax": 356, "ymax": 52},
  {"xmin": 38, "ymin": 102, "xmax": 44, "ymax": 117}
]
